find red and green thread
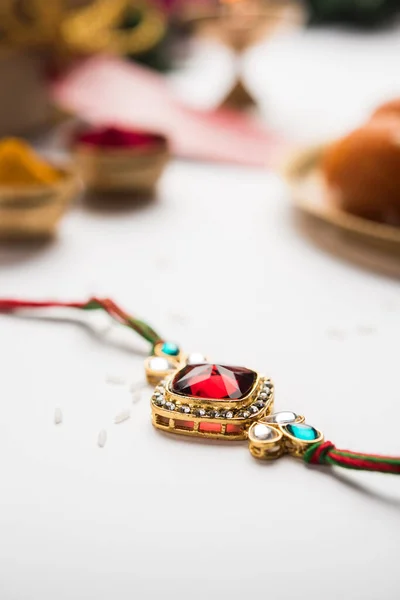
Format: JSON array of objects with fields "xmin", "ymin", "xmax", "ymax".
[
  {"xmin": 304, "ymin": 441, "xmax": 400, "ymax": 475},
  {"xmin": 1, "ymin": 296, "xmax": 400, "ymax": 476},
  {"xmin": 0, "ymin": 297, "xmax": 163, "ymax": 349}
]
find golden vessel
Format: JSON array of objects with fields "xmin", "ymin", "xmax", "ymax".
[
  {"xmin": 0, "ymin": 167, "xmax": 79, "ymax": 239},
  {"xmin": 74, "ymin": 137, "xmax": 170, "ymax": 194}
]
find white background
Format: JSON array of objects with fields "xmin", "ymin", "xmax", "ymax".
[{"xmin": 1, "ymin": 25, "xmax": 400, "ymax": 600}]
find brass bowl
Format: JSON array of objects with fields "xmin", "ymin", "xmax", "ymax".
[
  {"xmin": 284, "ymin": 145, "xmax": 400, "ymax": 277},
  {"xmin": 0, "ymin": 167, "xmax": 80, "ymax": 239},
  {"xmin": 284, "ymin": 145, "xmax": 400, "ymax": 247},
  {"xmin": 74, "ymin": 139, "xmax": 170, "ymax": 194}
]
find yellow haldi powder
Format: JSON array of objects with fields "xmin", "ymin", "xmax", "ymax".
[{"xmin": 0, "ymin": 139, "xmax": 62, "ymax": 186}]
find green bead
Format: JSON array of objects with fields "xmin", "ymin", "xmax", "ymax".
[
  {"xmin": 161, "ymin": 342, "xmax": 180, "ymax": 356},
  {"xmin": 285, "ymin": 423, "xmax": 319, "ymax": 441}
]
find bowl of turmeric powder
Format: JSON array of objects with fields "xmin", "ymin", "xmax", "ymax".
[{"xmin": 0, "ymin": 138, "xmax": 80, "ymax": 239}]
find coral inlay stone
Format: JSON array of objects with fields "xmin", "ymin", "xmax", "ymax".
[
  {"xmin": 199, "ymin": 422, "xmax": 221, "ymax": 433},
  {"xmin": 285, "ymin": 423, "xmax": 319, "ymax": 441},
  {"xmin": 172, "ymin": 364, "xmax": 257, "ymax": 401},
  {"xmin": 226, "ymin": 424, "xmax": 243, "ymax": 435}
]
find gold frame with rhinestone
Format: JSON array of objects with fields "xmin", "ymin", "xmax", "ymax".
[
  {"xmin": 151, "ymin": 369, "xmax": 275, "ymax": 441},
  {"xmin": 280, "ymin": 423, "xmax": 324, "ymax": 458},
  {"xmin": 145, "ymin": 341, "xmax": 184, "ymax": 386},
  {"xmin": 248, "ymin": 416, "xmax": 324, "ymax": 460}
]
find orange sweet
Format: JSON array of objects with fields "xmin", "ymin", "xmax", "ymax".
[
  {"xmin": 322, "ymin": 119, "xmax": 400, "ymax": 223},
  {"xmin": 371, "ymin": 98, "xmax": 400, "ymax": 121}
]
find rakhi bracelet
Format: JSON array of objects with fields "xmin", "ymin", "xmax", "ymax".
[{"xmin": 1, "ymin": 296, "xmax": 399, "ymax": 476}]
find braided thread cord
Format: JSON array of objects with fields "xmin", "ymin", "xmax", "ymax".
[
  {"xmin": 304, "ymin": 441, "xmax": 400, "ymax": 475},
  {"xmin": 0, "ymin": 297, "xmax": 163, "ymax": 349}
]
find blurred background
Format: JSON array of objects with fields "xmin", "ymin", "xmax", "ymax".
[
  {"xmin": 0, "ymin": 0, "xmax": 400, "ymax": 266},
  {"xmin": 1, "ymin": 4, "xmax": 400, "ymax": 600}
]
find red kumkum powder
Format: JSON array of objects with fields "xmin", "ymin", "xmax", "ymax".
[{"xmin": 75, "ymin": 126, "xmax": 165, "ymax": 151}]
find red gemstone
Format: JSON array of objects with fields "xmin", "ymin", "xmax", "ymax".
[{"xmin": 172, "ymin": 364, "xmax": 256, "ymax": 401}]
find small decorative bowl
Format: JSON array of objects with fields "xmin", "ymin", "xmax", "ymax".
[
  {"xmin": 284, "ymin": 145, "xmax": 400, "ymax": 247},
  {"xmin": 0, "ymin": 167, "xmax": 79, "ymax": 240},
  {"xmin": 283, "ymin": 145, "xmax": 400, "ymax": 278},
  {"xmin": 73, "ymin": 126, "xmax": 170, "ymax": 194}
]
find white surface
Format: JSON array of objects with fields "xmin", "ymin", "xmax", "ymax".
[{"xmin": 1, "ymin": 28, "xmax": 400, "ymax": 600}]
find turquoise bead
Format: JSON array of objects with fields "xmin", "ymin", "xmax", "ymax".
[
  {"xmin": 285, "ymin": 423, "xmax": 319, "ymax": 441},
  {"xmin": 161, "ymin": 341, "xmax": 180, "ymax": 356}
]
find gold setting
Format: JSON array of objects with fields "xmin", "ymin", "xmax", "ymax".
[
  {"xmin": 280, "ymin": 423, "xmax": 324, "ymax": 458},
  {"xmin": 248, "ymin": 416, "xmax": 324, "ymax": 461},
  {"xmin": 248, "ymin": 424, "xmax": 284, "ymax": 460},
  {"xmin": 144, "ymin": 357, "xmax": 176, "ymax": 387},
  {"xmin": 74, "ymin": 140, "xmax": 170, "ymax": 194},
  {"xmin": 145, "ymin": 341, "xmax": 184, "ymax": 386},
  {"xmin": 151, "ymin": 370, "xmax": 275, "ymax": 441}
]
